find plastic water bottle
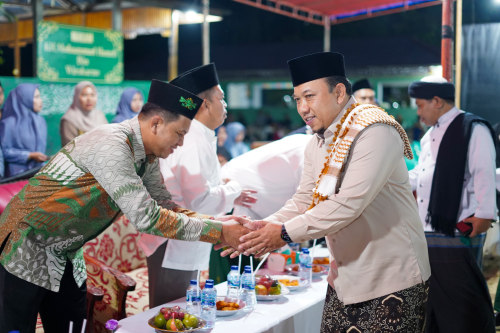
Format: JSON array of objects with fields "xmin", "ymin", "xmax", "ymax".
[
  {"xmin": 186, "ymin": 279, "xmax": 201, "ymax": 316},
  {"xmin": 226, "ymin": 265, "xmax": 241, "ymax": 300},
  {"xmin": 299, "ymin": 248, "xmax": 312, "ymax": 286},
  {"xmin": 240, "ymin": 265, "xmax": 257, "ymax": 311},
  {"xmin": 201, "ymin": 279, "xmax": 217, "ymax": 329}
]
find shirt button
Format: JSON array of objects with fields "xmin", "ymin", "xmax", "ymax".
[
  {"xmin": 420, "ymin": 199, "xmax": 423, "ymax": 203},
  {"xmin": 419, "ymin": 184, "xmax": 423, "ymax": 187},
  {"xmin": 432, "ymin": 139, "xmax": 435, "ymax": 142},
  {"xmin": 422, "ymin": 168, "xmax": 425, "ymax": 171},
  {"xmin": 338, "ymin": 261, "xmax": 342, "ymax": 266}
]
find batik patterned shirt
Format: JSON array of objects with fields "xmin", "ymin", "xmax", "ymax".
[{"xmin": 0, "ymin": 117, "xmax": 222, "ymax": 292}]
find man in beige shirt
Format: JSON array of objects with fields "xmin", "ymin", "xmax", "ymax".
[{"xmin": 235, "ymin": 52, "xmax": 431, "ymax": 332}]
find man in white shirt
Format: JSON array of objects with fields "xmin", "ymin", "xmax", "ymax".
[
  {"xmin": 221, "ymin": 133, "xmax": 311, "ymax": 220},
  {"xmin": 408, "ymin": 76, "xmax": 496, "ymax": 332},
  {"xmin": 143, "ymin": 64, "xmax": 257, "ymax": 306}
]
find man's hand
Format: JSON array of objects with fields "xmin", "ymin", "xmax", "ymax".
[
  {"xmin": 465, "ymin": 216, "xmax": 492, "ymax": 238},
  {"xmin": 220, "ymin": 220, "xmax": 251, "ymax": 250},
  {"xmin": 234, "ymin": 189, "xmax": 258, "ymax": 208},
  {"xmin": 238, "ymin": 221, "xmax": 285, "ymax": 257}
]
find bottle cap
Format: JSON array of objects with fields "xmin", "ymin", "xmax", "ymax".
[
  {"xmin": 230, "ymin": 265, "xmax": 238, "ymax": 271},
  {"xmin": 244, "ymin": 266, "xmax": 252, "ymax": 273},
  {"xmin": 301, "ymin": 248, "xmax": 310, "ymax": 254},
  {"xmin": 190, "ymin": 279, "xmax": 197, "ymax": 285},
  {"xmin": 205, "ymin": 279, "xmax": 214, "ymax": 288}
]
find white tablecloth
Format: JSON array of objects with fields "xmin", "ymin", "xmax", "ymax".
[{"xmin": 116, "ymin": 248, "xmax": 330, "ymax": 333}]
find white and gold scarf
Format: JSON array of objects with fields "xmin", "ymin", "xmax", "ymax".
[{"xmin": 309, "ymin": 103, "xmax": 413, "ymax": 209}]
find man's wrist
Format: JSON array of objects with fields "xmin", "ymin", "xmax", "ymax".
[{"xmin": 280, "ymin": 224, "xmax": 293, "ymax": 243}]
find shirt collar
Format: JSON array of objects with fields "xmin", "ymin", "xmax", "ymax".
[
  {"xmin": 436, "ymin": 106, "xmax": 460, "ymax": 127},
  {"xmin": 127, "ymin": 116, "xmax": 146, "ymax": 164},
  {"xmin": 192, "ymin": 118, "xmax": 216, "ymax": 139}
]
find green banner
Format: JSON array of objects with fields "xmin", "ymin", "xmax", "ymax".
[{"xmin": 37, "ymin": 21, "xmax": 123, "ymax": 84}]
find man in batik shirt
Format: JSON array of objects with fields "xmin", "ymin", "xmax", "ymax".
[{"xmin": 0, "ymin": 80, "xmax": 246, "ymax": 333}]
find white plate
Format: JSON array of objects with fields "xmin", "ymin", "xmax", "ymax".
[
  {"xmin": 216, "ymin": 297, "xmax": 245, "ymax": 317},
  {"xmin": 273, "ymin": 275, "xmax": 308, "ymax": 291},
  {"xmin": 256, "ymin": 286, "xmax": 289, "ymax": 301},
  {"xmin": 285, "ymin": 264, "xmax": 327, "ymax": 277}
]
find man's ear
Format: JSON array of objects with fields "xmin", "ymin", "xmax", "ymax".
[
  {"xmin": 335, "ymin": 83, "xmax": 347, "ymax": 104},
  {"xmin": 201, "ymin": 98, "xmax": 210, "ymax": 113},
  {"xmin": 150, "ymin": 115, "xmax": 163, "ymax": 135},
  {"xmin": 432, "ymin": 96, "xmax": 444, "ymax": 109}
]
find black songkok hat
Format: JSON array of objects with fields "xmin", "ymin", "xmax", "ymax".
[
  {"xmin": 287, "ymin": 52, "xmax": 346, "ymax": 87},
  {"xmin": 147, "ymin": 79, "xmax": 203, "ymax": 120},
  {"xmin": 408, "ymin": 80, "xmax": 455, "ymax": 100},
  {"xmin": 352, "ymin": 78, "xmax": 373, "ymax": 93},
  {"xmin": 170, "ymin": 63, "xmax": 219, "ymax": 95}
]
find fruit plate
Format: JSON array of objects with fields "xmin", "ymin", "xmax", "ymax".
[
  {"xmin": 147, "ymin": 313, "xmax": 206, "ymax": 332},
  {"xmin": 273, "ymin": 275, "xmax": 308, "ymax": 292},
  {"xmin": 216, "ymin": 297, "xmax": 246, "ymax": 317},
  {"xmin": 256, "ymin": 286, "xmax": 289, "ymax": 301},
  {"xmin": 285, "ymin": 264, "xmax": 327, "ymax": 277}
]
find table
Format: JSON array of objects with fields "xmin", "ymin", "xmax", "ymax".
[{"xmin": 116, "ymin": 252, "xmax": 330, "ymax": 333}]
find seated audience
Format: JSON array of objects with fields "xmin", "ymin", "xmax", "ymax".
[
  {"xmin": 60, "ymin": 81, "xmax": 107, "ymax": 146},
  {"xmin": 112, "ymin": 87, "xmax": 144, "ymax": 123},
  {"xmin": 224, "ymin": 121, "xmax": 249, "ymax": 158},
  {"xmin": 0, "ymin": 83, "xmax": 48, "ymax": 178}
]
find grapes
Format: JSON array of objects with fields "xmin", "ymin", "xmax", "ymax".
[{"xmin": 155, "ymin": 307, "xmax": 198, "ymax": 331}]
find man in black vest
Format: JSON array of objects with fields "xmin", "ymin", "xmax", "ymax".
[{"xmin": 408, "ymin": 76, "xmax": 496, "ymax": 332}]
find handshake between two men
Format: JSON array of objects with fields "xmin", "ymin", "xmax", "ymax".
[{"xmin": 218, "ymin": 215, "xmax": 286, "ymax": 258}]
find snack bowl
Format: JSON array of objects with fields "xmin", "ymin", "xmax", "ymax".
[
  {"xmin": 147, "ymin": 306, "xmax": 205, "ymax": 332},
  {"xmin": 273, "ymin": 275, "xmax": 308, "ymax": 292},
  {"xmin": 216, "ymin": 296, "xmax": 246, "ymax": 317},
  {"xmin": 285, "ymin": 264, "xmax": 327, "ymax": 277},
  {"xmin": 312, "ymin": 256, "xmax": 331, "ymax": 269}
]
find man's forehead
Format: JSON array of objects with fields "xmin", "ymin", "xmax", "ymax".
[
  {"xmin": 355, "ymin": 88, "xmax": 375, "ymax": 95},
  {"xmin": 292, "ymin": 79, "xmax": 326, "ymax": 97}
]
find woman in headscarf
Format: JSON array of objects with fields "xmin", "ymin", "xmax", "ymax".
[
  {"xmin": 60, "ymin": 81, "xmax": 107, "ymax": 146},
  {"xmin": 0, "ymin": 83, "xmax": 48, "ymax": 177},
  {"xmin": 112, "ymin": 87, "xmax": 144, "ymax": 123},
  {"xmin": 224, "ymin": 121, "xmax": 250, "ymax": 158}
]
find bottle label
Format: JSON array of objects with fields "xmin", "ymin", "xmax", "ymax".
[{"xmin": 228, "ymin": 277, "xmax": 240, "ymax": 288}]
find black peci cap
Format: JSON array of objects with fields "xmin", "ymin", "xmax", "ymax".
[
  {"xmin": 147, "ymin": 79, "xmax": 203, "ymax": 120},
  {"xmin": 408, "ymin": 80, "xmax": 455, "ymax": 100},
  {"xmin": 287, "ymin": 52, "xmax": 346, "ymax": 87},
  {"xmin": 170, "ymin": 63, "xmax": 219, "ymax": 95},
  {"xmin": 352, "ymin": 78, "xmax": 373, "ymax": 93}
]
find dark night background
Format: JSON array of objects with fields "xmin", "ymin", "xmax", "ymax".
[{"xmin": 0, "ymin": 0, "xmax": 499, "ymax": 79}]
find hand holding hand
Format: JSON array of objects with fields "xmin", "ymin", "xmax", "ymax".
[
  {"xmin": 465, "ymin": 216, "xmax": 492, "ymax": 238},
  {"xmin": 220, "ymin": 220, "xmax": 251, "ymax": 251},
  {"xmin": 238, "ymin": 221, "xmax": 285, "ymax": 257}
]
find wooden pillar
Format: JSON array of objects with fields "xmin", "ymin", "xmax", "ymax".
[
  {"xmin": 168, "ymin": 10, "xmax": 179, "ymax": 81},
  {"xmin": 14, "ymin": 21, "xmax": 21, "ymax": 77},
  {"xmin": 441, "ymin": 0, "xmax": 453, "ymax": 81},
  {"xmin": 32, "ymin": 0, "xmax": 43, "ymax": 77},
  {"xmin": 202, "ymin": 0, "xmax": 210, "ymax": 64},
  {"xmin": 323, "ymin": 16, "xmax": 331, "ymax": 52}
]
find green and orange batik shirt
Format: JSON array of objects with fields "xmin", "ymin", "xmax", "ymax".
[{"xmin": 0, "ymin": 117, "xmax": 222, "ymax": 292}]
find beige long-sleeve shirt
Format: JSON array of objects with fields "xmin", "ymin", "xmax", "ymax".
[{"xmin": 267, "ymin": 98, "xmax": 431, "ymax": 305}]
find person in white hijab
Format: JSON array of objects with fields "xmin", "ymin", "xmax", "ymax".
[{"xmin": 60, "ymin": 81, "xmax": 108, "ymax": 146}]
